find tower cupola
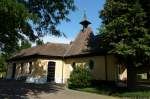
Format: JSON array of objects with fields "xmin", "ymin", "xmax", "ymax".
[{"xmin": 80, "ymin": 12, "xmax": 91, "ymax": 30}]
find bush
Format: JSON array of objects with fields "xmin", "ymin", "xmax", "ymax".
[
  {"xmin": 68, "ymin": 66, "xmax": 92, "ymax": 89},
  {"xmin": 18, "ymin": 76, "xmax": 27, "ymax": 81}
]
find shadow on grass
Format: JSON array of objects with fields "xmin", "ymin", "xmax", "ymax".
[
  {"xmin": 76, "ymin": 83, "xmax": 150, "ymax": 97},
  {"xmin": 0, "ymin": 79, "xmax": 62, "ymax": 99}
]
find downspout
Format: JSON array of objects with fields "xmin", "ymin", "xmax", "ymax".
[
  {"xmin": 62, "ymin": 58, "xmax": 64, "ymax": 83},
  {"xmin": 105, "ymin": 55, "xmax": 108, "ymax": 81}
]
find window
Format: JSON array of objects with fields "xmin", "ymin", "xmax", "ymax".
[
  {"xmin": 89, "ymin": 60, "xmax": 94, "ymax": 70},
  {"xmin": 21, "ymin": 63, "xmax": 24, "ymax": 73},
  {"xmin": 117, "ymin": 64, "xmax": 127, "ymax": 81},
  {"xmin": 137, "ymin": 73, "xmax": 148, "ymax": 80},
  {"xmin": 29, "ymin": 62, "xmax": 32, "ymax": 74},
  {"xmin": 72, "ymin": 62, "xmax": 76, "ymax": 69}
]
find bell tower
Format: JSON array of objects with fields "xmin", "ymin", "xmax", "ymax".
[{"xmin": 80, "ymin": 11, "xmax": 91, "ymax": 30}]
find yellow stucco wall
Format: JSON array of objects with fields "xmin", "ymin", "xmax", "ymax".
[
  {"xmin": 6, "ymin": 59, "xmax": 37, "ymax": 79},
  {"xmin": 6, "ymin": 58, "xmax": 66, "ymax": 83},
  {"xmin": 28, "ymin": 59, "xmax": 72, "ymax": 83},
  {"xmin": 7, "ymin": 55, "xmax": 117, "ymax": 83},
  {"xmin": 106, "ymin": 55, "xmax": 117, "ymax": 81},
  {"xmin": 65, "ymin": 56, "xmax": 106, "ymax": 80},
  {"xmin": 28, "ymin": 59, "xmax": 64, "ymax": 83},
  {"xmin": 65, "ymin": 55, "xmax": 117, "ymax": 81}
]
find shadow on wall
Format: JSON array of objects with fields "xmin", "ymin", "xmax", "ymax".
[
  {"xmin": 32, "ymin": 60, "xmax": 47, "ymax": 77},
  {"xmin": 0, "ymin": 80, "xmax": 61, "ymax": 99}
]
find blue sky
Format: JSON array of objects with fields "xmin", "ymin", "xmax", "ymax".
[{"xmin": 43, "ymin": 0, "xmax": 105, "ymax": 44}]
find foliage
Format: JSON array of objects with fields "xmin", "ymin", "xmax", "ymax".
[
  {"xmin": 0, "ymin": 0, "xmax": 33, "ymax": 56},
  {"xmin": 0, "ymin": 0, "xmax": 75, "ymax": 57},
  {"xmin": 99, "ymin": 0, "xmax": 150, "ymax": 67},
  {"xmin": 0, "ymin": 54, "xmax": 7, "ymax": 78},
  {"xmin": 68, "ymin": 66, "xmax": 92, "ymax": 89},
  {"xmin": 19, "ymin": 0, "xmax": 76, "ymax": 37},
  {"xmin": 0, "ymin": 55, "xmax": 6, "ymax": 71},
  {"xmin": 0, "ymin": 40, "xmax": 31, "ymax": 72},
  {"xmin": 0, "ymin": 72, "xmax": 6, "ymax": 78},
  {"xmin": 36, "ymin": 39, "xmax": 44, "ymax": 46},
  {"xmin": 19, "ymin": 40, "xmax": 32, "ymax": 51}
]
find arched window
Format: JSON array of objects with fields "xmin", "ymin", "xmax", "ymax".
[{"xmin": 89, "ymin": 60, "xmax": 94, "ymax": 70}]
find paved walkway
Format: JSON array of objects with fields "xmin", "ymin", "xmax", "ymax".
[
  {"xmin": 27, "ymin": 89, "xmax": 119, "ymax": 99},
  {"xmin": 0, "ymin": 80, "xmax": 119, "ymax": 99}
]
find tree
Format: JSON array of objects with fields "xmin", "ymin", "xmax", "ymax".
[
  {"xmin": 19, "ymin": 40, "xmax": 32, "ymax": 51},
  {"xmin": 19, "ymin": 0, "xmax": 75, "ymax": 37},
  {"xmin": 36, "ymin": 39, "xmax": 44, "ymax": 46},
  {"xmin": 0, "ymin": 0, "xmax": 75, "ymax": 57},
  {"xmin": 140, "ymin": 0, "xmax": 150, "ymax": 31},
  {"xmin": 0, "ymin": 0, "xmax": 34, "ymax": 57},
  {"xmin": 0, "ymin": 55, "xmax": 6, "ymax": 71},
  {"xmin": 99, "ymin": 0, "xmax": 150, "ymax": 87}
]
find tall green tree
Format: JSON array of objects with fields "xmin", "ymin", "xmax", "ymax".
[
  {"xmin": 99, "ymin": 0, "xmax": 150, "ymax": 87},
  {"xmin": 0, "ymin": 0, "xmax": 33, "ymax": 56},
  {"xmin": 0, "ymin": 0, "xmax": 75, "ymax": 57}
]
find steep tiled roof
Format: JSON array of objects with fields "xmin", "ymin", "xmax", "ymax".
[
  {"xmin": 66, "ymin": 27, "xmax": 95, "ymax": 56},
  {"xmin": 9, "ymin": 27, "xmax": 105, "ymax": 61}
]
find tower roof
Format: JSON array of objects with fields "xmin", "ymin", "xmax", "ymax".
[{"xmin": 80, "ymin": 12, "xmax": 91, "ymax": 28}]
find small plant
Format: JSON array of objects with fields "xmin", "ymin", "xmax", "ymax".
[{"xmin": 68, "ymin": 65, "xmax": 92, "ymax": 89}]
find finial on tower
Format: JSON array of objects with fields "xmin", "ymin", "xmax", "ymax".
[
  {"xmin": 80, "ymin": 10, "xmax": 91, "ymax": 30},
  {"xmin": 83, "ymin": 9, "xmax": 87, "ymax": 20}
]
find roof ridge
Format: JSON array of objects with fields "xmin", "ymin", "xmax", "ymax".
[
  {"xmin": 63, "ymin": 43, "xmax": 73, "ymax": 57},
  {"xmin": 47, "ymin": 42, "xmax": 69, "ymax": 45}
]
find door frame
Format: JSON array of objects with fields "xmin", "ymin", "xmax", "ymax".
[{"xmin": 47, "ymin": 61, "xmax": 56, "ymax": 82}]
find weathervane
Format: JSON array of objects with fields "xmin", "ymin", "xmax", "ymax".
[{"xmin": 83, "ymin": 8, "xmax": 87, "ymax": 20}]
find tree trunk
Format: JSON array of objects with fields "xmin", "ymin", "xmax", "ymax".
[{"xmin": 127, "ymin": 64, "xmax": 137, "ymax": 89}]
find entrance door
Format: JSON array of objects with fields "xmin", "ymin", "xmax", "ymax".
[
  {"xmin": 12, "ymin": 63, "xmax": 16, "ymax": 79},
  {"xmin": 47, "ymin": 62, "xmax": 55, "ymax": 82}
]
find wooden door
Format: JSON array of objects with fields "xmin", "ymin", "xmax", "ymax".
[{"xmin": 47, "ymin": 62, "xmax": 55, "ymax": 82}]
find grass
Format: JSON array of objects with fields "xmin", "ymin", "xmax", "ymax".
[
  {"xmin": 114, "ymin": 91, "xmax": 150, "ymax": 97},
  {"xmin": 76, "ymin": 85, "xmax": 150, "ymax": 98},
  {"xmin": 78, "ymin": 87, "xmax": 110, "ymax": 95}
]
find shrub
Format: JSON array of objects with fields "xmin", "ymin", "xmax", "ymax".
[
  {"xmin": 68, "ymin": 66, "xmax": 92, "ymax": 89},
  {"xmin": 18, "ymin": 76, "xmax": 27, "ymax": 81}
]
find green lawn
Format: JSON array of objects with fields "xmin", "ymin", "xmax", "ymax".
[{"xmin": 77, "ymin": 85, "xmax": 150, "ymax": 98}]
